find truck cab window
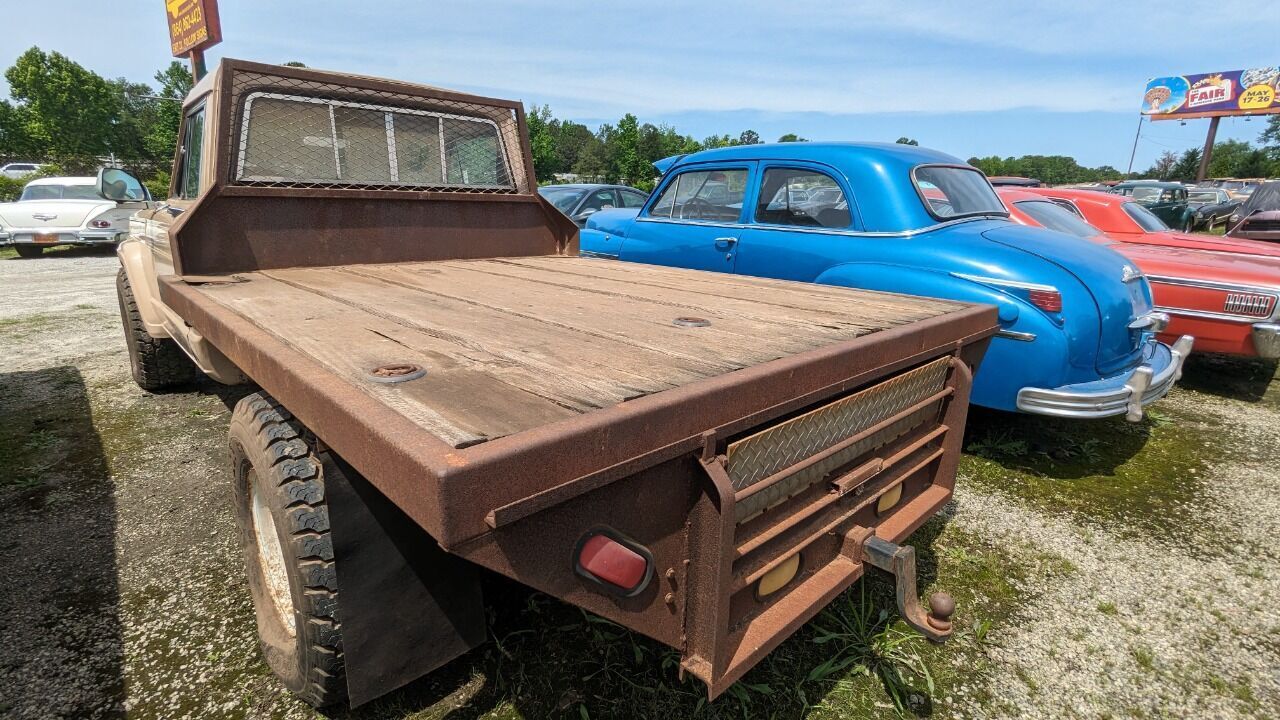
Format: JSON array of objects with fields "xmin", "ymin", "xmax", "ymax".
[
  {"xmin": 179, "ymin": 105, "xmax": 206, "ymax": 200},
  {"xmin": 237, "ymin": 93, "xmax": 513, "ymax": 190},
  {"xmin": 755, "ymin": 168, "xmax": 850, "ymax": 228}
]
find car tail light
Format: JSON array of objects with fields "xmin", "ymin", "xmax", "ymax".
[
  {"xmin": 575, "ymin": 529, "xmax": 652, "ymax": 596},
  {"xmin": 1028, "ymin": 288, "xmax": 1062, "ymax": 313},
  {"xmin": 89, "ymin": 219, "xmax": 113, "ymax": 228}
]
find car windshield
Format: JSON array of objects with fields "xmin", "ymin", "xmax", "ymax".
[
  {"xmin": 1122, "ymin": 202, "xmax": 1170, "ymax": 232},
  {"xmin": 537, "ymin": 187, "xmax": 585, "ymax": 212},
  {"xmin": 912, "ymin": 166, "xmax": 1005, "ymax": 219},
  {"xmin": 1014, "ymin": 200, "xmax": 1102, "ymax": 239},
  {"xmin": 1122, "ymin": 187, "xmax": 1163, "ymax": 202},
  {"xmin": 1187, "ymin": 191, "xmax": 1219, "ymax": 203},
  {"xmin": 19, "ymin": 184, "xmax": 102, "ymax": 201}
]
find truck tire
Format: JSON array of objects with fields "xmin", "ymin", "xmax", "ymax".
[
  {"xmin": 116, "ymin": 268, "xmax": 197, "ymax": 391},
  {"xmin": 14, "ymin": 244, "xmax": 43, "ymax": 258},
  {"xmin": 229, "ymin": 393, "xmax": 346, "ymax": 708}
]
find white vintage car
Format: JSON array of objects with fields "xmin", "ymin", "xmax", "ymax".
[{"xmin": 0, "ymin": 174, "xmax": 153, "ymax": 258}]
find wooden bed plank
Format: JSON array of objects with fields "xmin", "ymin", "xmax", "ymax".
[
  {"xmin": 503, "ymin": 256, "xmax": 961, "ymax": 316},
  {"xmin": 336, "ymin": 263, "xmax": 877, "ymax": 367},
  {"xmin": 444, "ymin": 257, "xmax": 953, "ymax": 330},
  {"xmin": 261, "ymin": 266, "xmax": 730, "ymax": 396},
  {"xmin": 190, "ymin": 257, "xmax": 965, "ymax": 448},
  {"xmin": 195, "ymin": 275, "xmax": 579, "ymax": 447}
]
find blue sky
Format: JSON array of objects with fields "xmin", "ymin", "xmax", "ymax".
[{"xmin": 2, "ymin": 1, "xmax": 1274, "ymax": 169}]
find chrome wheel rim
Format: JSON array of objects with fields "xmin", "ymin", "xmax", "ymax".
[{"xmin": 250, "ymin": 470, "xmax": 296, "ymax": 637}]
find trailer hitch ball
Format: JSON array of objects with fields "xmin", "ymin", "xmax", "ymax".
[
  {"xmin": 860, "ymin": 534, "xmax": 955, "ymax": 643},
  {"xmin": 927, "ymin": 592, "xmax": 955, "ymax": 633}
]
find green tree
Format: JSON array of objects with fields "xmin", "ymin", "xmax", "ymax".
[
  {"xmin": 895, "ymin": 137, "xmax": 919, "ymax": 146},
  {"xmin": 701, "ymin": 133, "xmax": 736, "ymax": 149},
  {"xmin": 143, "ymin": 61, "xmax": 194, "ymax": 161},
  {"xmin": 611, "ymin": 113, "xmax": 650, "ymax": 185},
  {"xmin": 526, "ymin": 104, "xmax": 557, "ymax": 182},
  {"xmin": 737, "ymin": 129, "xmax": 761, "ymax": 145},
  {"xmin": 777, "ymin": 133, "xmax": 807, "ymax": 142},
  {"xmin": 1167, "ymin": 148, "xmax": 1202, "ymax": 183},
  {"xmin": 4, "ymin": 47, "xmax": 120, "ymax": 156}
]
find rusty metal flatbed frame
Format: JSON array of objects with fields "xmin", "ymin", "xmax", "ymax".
[
  {"xmin": 148, "ymin": 59, "xmax": 1000, "ymax": 705},
  {"xmin": 161, "ymin": 266, "xmax": 994, "ymax": 697}
]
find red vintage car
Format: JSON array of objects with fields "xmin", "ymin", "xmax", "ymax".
[
  {"xmin": 997, "ymin": 187, "xmax": 1280, "ymax": 359},
  {"xmin": 1023, "ymin": 187, "xmax": 1280, "ymax": 259}
]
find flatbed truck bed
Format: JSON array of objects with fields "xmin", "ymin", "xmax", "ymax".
[{"xmin": 114, "ymin": 59, "xmax": 998, "ymax": 708}]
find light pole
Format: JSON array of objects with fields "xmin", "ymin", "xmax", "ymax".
[{"xmin": 1125, "ymin": 115, "xmax": 1143, "ymax": 176}]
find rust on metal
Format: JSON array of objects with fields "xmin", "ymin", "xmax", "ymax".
[{"xmin": 366, "ymin": 363, "xmax": 426, "ymax": 383}]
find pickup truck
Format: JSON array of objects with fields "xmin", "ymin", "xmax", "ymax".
[{"xmin": 110, "ymin": 59, "xmax": 996, "ymax": 709}]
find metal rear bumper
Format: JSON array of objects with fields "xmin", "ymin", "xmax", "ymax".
[
  {"xmin": 5, "ymin": 229, "xmax": 125, "ymax": 247},
  {"xmin": 1016, "ymin": 335, "xmax": 1194, "ymax": 421},
  {"xmin": 1253, "ymin": 323, "xmax": 1280, "ymax": 359}
]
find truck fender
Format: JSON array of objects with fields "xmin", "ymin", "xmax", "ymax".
[
  {"xmin": 116, "ymin": 235, "xmax": 170, "ymax": 337},
  {"xmin": 815, "ymin": 262, "xmax": 1023, "ymax": 325}
]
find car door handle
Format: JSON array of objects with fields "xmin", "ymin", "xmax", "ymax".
[{"xmin": 714, "ymin": 237, "xmax": 738, "ymax": 249}]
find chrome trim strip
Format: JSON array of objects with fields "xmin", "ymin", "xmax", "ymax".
[
  {"xmin": 1147, "ymin": 274, "xmax": 1280, "ymax": 297},
  {"xmin": 1156, "ymin": 306, "xmax": 1272, "ymax": 324},
  {"xmin": 579, "ymin": 250, "xmax": 618, "ymax": 259},
  {"xmin": 632, "ymin": 214, "xmax": 987, "ymax": 238},
  {"xmin": 1147, "ymin": 274, "xmax": 1280, "ymax": 322},
  {"xmin": 996, "ymin": 329, "xmax": 1037, "ymax": 342},
  {"xmin": 952, "ymin": 272, "xmax": 1057, "ymax": 293}
]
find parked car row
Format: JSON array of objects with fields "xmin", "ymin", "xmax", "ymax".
[{"xmin": 577, "ymin": 142, "xmax": 1280, "ymax": 423}]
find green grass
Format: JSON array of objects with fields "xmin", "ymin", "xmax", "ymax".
[{"xmin": 960, "ymin": 402, "xmax": 1229, "ymax": 545}]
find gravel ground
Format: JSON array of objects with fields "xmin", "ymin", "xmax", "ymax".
[{"xmin": 0, "ymin": 249, "xmax": 1276, "ymax": 719}]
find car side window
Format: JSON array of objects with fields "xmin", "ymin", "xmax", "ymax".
[
  {"xmin": 1047, "ymin": 198, "xmax": 1084, "ymax": 217},
  {"xmin": 648, "ymin": 169, "xmax": 747, "ymax": 222},
  {"xmin": 754, "ymin": 168, "xmax": 850, "ymax": 228},
  {"xmin": 579, "ymin": 189, "xmax": 618, "ymax": 213},
  {"xmin": 620, "ymin": 189, "xmax": 648, "ymax": 208},
  {"xmin": 178, "ymin": 105, "xmax": 206, "ymax": 200}
]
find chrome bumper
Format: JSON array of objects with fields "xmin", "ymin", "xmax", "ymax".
[
  {"xmin": 1253, "ymin": 323, "xmax": 1280, "ymax": 359},
  {"xmin": 1016, "ymin": 335, "xmax": 1194, "ymax": 422},
  {"xmin": 7, "ymin": 229, "xmax": 124, "ymax": 246}
]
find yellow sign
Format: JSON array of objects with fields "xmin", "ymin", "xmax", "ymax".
[
  {"xmin": 1239, "ymin": 84, "xmax": 1276, "ymax": 111},
  {"xmin": 165, "ymin": 0, "xmax": 221, "ymax": 57}
]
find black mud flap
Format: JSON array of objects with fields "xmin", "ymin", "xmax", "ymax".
[{"xmin": 324, "ymin": 454, "xmax": 486, "ymax": 707}]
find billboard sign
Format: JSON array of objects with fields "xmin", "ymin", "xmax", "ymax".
[
  {"xmin": 1141, "ymin": 67, "xmax": 1280, "ymax": 120},
  {"xmin": 165, "ymin": 0, "xmax": 222, "ymax": 57}
]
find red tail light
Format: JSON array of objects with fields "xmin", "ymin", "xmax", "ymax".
[
  {"xmin": 90, "ymin": 219, "xmax": 113, "ymax": 228},
  {"xmin": 575, "ymin": 529, "xmax": 653, "ymax": 596},
  {"xmin": 1028, "ymin": 288, "xmax": 1062, "ymax": 313}
]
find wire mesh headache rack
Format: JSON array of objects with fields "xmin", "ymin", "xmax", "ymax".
[{"xmin": 225, "ymin": 68, "xmax": 530, "ymax": 194}]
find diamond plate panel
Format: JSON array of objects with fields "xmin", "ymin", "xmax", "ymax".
[{"xmin": 725, "ymin": 356, "xmax": 950, "ymax": 516}]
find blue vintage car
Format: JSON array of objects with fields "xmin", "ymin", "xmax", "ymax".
[{"xmin": 580, "ymin": 142, "xmax": 1193, "ymax": 420}]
